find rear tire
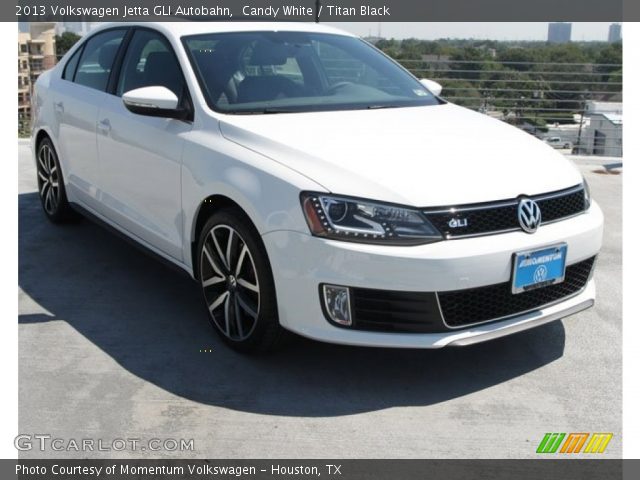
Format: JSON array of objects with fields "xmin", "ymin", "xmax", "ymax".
[
  {"xmin": 36, "ymin": 138, "xmax": 80, "ymax": 223},
  {"xmin": 197, "ymin": 208, "xmax": 287, "ymax": 353}
]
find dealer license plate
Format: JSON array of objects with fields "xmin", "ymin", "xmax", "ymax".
[{"xmin": 512, "ymin": 244, "xmax": 568, "ymax": 294}]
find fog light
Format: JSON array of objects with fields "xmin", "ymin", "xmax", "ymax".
[{"xmin": 323, "ymin": 285, "xmax": 352, "ymax": 326}]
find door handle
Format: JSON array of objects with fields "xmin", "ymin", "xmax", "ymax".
[
  {"xmin": 97, "ymin": 118, "xmax": 111, "ymax": 135},
  {"xmin": 54, "ymin": 101, "xmax": 64, "ymax": 114}
]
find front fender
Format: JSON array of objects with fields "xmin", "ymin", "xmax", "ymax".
[{"xmin": 180, "ymin": 130, "xmax": 325, "ymax": 274}]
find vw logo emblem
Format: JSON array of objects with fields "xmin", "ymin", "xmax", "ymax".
[
  {"xmin": 534, "ymin": 265, "xmax": 548, "ymax": 283},
  {"xmin": 518, "ymin": 198, "xmax": 542, "ymax": 233}
]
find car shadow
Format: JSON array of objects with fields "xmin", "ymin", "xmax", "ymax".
[{"xmin": 19, "ymin": 191, "xmax": 565, "ymax": 417}]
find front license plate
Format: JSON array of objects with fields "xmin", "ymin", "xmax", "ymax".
[{"xmin": 512, "ymin": 244, "xmax": 568, "ymax": 294}]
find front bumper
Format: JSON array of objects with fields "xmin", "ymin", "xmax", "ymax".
[{"xmin": 262, "ymin": 201, "xmax": 603, "ymax": 348}]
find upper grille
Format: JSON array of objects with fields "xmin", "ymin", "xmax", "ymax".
[
  {"xmin": 424, "ymin": 185, "xmax": 586, "ymax": 238},
  {"xmin": 438, "ymin": 256, "xmax": 595, "ymax": 328}
]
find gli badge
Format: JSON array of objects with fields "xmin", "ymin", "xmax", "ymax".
[{"xmin": 448, "ymin": 218, "xmax": 468, "ymax": 229}]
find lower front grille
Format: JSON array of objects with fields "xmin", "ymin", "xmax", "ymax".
[
  {"xmin": 349, "ymin": 288, "xmax": 442, "ymax": 333},
  {"xmin": 322, "ymin": 257, "xmax": 595, "ymax": 334},
  {"xmin": 438, "ymin": 256, "xmax": 596, "ymax": 328}
]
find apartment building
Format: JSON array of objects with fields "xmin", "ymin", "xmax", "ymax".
[{"xmin": 18, "ymin": 23, "xmax": 57, "ymax": 135}]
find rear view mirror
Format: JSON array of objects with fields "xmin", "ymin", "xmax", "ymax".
[
  {"xmin": 122, "ymin": 86, "xmax": 187, "ymax": 119},
  {"xmin": 420, "ymin": 79, "xmax": 443, "ymax": 97}
]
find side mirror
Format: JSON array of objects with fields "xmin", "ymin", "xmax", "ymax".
[
  {"xmin": 122, "ymin": 86, "xmax": 186, "ymax": 119},
  {"xmin": 420, "ymin": 79, "xmax": 443, "ymax": 97}
]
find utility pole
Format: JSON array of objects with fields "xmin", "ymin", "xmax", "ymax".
[{"xmin": 576, "ymin": 95, "xmax": 585, "ymax": 153}]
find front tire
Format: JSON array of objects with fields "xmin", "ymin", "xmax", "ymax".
[
  {"xmin": 36, "ymin": 138, "xmax": 78, "ymax": 223},
  {"xmin": 197, "ymin": 209, "xmax": 286, "ymax": 353}
]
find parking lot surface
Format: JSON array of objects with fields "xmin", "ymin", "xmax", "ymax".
[{"xmin": 18, "ymin": 142, "xmax": 621, "ymax": 458}]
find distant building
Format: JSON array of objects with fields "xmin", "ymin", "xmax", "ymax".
[
  {"xmin": 608, "ymin": 23, "xmax": 622, "ymax": 43},
  {"xmin": 580, "ymin": 102, "xmax": 622, "ymax": 157},
  {"xmin": 18, "ymin": 23, "xmax": 57, "ymax": 134},
  {"xmin": 57, "ymin": 21, "xmax": 94, "ymax": 36},
  {"xmin": 547, "ymin": 23, "xmax": 572, "ymax": 44}
]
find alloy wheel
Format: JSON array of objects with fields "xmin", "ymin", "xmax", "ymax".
[
  {"xmin": 200, "ymin": 225, "xmax": 261, "ymax": 341},
  {"xmin": 37, "ymin": 143, "xmax": 60, "ymax": 216}
]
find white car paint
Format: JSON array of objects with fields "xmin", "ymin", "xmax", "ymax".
[
  {"xmin": 32, "ymin": 22, "xmax": 603, "ymax": 348},
  {"xmin": 218, "ymin": 104, "xmax": 583, "ymax": 206},
  {"xmin": 122, "ymin": 86, "xmax": 180, "ymax": 110},
  {"xmin": 419, "ymin": 78, "xmax": 443, "ymax": 96}
]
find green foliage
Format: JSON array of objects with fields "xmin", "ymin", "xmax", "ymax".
[
  {"xmin": 521, "ymin": 116, "xmax": 549, "ymax": 133},
  {"xmin": 387, "ymin": 39, "xmax": 622, "ymax": 122},
  {"xmin": 55, "ymin": 32, "xmax": 82, "ymax": 56}
]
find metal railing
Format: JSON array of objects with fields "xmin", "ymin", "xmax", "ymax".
[{"xmin": 397, "ymin": 58, "xmax": 622, "ymax": 157}]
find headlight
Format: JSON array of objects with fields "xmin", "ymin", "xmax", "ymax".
[
  {"xmin": 582, "ymin": 177, "xmax": 591, "ymax": 209},
  {"xmin": 300, "ymin": 193, "xmax": 442, "ymax": 245}
]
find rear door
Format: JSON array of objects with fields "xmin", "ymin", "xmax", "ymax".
[
  {"xmin": 52, "ymin": 29, "xmax": 128, "ymax": 211},
  {"xmin": 96, "ymin": 28, "xmax": 192, "ymax": 260}
]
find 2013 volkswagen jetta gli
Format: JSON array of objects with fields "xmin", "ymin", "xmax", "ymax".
[{"xmin": 32, "ymin": 22, "xmax": 603, "ymax": 352}]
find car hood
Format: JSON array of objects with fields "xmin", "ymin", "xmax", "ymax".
[{"xmin": 218, "ymin": 103, "xmax": 582, "ymax": 207}]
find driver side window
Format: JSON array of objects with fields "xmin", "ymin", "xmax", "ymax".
[{"xmin": 116, "ymin": 30, "xmax": 186, "ymax": 100}]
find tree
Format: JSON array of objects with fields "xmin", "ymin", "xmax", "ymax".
[{"xmin": 55, "ymin": 32, "xmax": 81, "ymax": 56}]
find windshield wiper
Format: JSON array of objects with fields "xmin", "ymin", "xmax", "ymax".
[
  {"xmin": 366, "ymin": 105, "xmax": 402, "ymax": 110},
  {"xmin": 261, "ymin": 108, "xmax": 299, "ymax": 114},
  {"xmin": 230, "ymin": 108, "xmax": 299, "ymax": 115}
]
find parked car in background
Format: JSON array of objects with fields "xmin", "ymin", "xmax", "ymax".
[
  {"xmin": 546, "ymin": 136, "xmax": 573, "ymax": 149},
  {"xmin": 32, "ymin": 22, "xmax": 603, "ymax": 352}
]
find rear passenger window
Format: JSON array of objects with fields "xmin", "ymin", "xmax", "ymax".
[
  {"xmin": 116, "ymin": 30, "xmax": 185, "ymax": 99},
  {"xmin": 74, "ymin": 29, "xmax": 126, "ymax": 92},
  {"xmin": 62, "ymin": 46, "xmax": 82, "ymax": 81}
]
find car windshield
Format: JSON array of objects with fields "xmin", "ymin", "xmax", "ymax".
[{"xmin": 182, "ymin": 31, "xmax": 441, "ymax": 114}]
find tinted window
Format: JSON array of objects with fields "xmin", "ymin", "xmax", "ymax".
[
  {"xmin": 184, "ymin": 32, "xmax": 440, "ymax": 113},
  {"xmin": 75, "ymin": 29, "xmax": 126, "ymax": 92},
  {"xmin": 117, "ymin": 30, "xmax": 185, "ymax": 99},
  {"xmin": 62, "ymin": 46, "xmax": 82, "ymax": 81}
]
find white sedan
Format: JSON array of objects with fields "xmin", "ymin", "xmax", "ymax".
[
  {"xmin": 545, "ymin": 137, "xmax": 573, "ymax": 149},
  {"xmin": 32, "ymin": 22, "xmax": 603, "ymax": 352}
]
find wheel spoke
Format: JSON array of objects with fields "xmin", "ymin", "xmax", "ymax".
[
  {"xmin": 202, "ymin": 244, "xmax": 225, "ymax": 278},
  {"xmin": 38, "ymin": 170, "xmax": 48, "ymax": 183},
  {"xmin": 202, "ymin": 275, "xmax": 225, "ymax": 288},
  {"xmin": 235, "ymin": 245, "xmax": 248, "ymax": 277},
  {"xmin": 223, "ymin": 294, "xmax": 231, "ymax": 336},
  {"xmin": 236, "ymin": 293, "xmax": 258, "ymax": 319},
  {"xmin": 225, "ymin": 229, "xmax": 235, "ymax": 271},
  {"xmin": 44, "ymin": 188, "xmax": 53, "ymax": 212},
  {"xmin": 47, "ymin": 148, "xmax": 55, "ymax": 173},
  {"xmin": 211, "ymin": 231, "xmax": 229, "ymax": 271},
  {"xmin": 237, "ymin": 277, "xmax": 259, "ymax": 293},
  {"xmin": 38, "ymin": 149, "xmax": 49, "ymax": 174},
  {"xmin": 39, "ymin": 180, "xmax": 49, "ymax": 197},
  {"xmin": 208, "ymin": 290, "xmax": 229, "ymax": 313},
  {"xmin": 234, "ymin": 297, "xmax": 244, "ymax": 337}
]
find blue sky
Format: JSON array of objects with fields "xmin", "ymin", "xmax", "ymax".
[{"xmin": 327, "ymin": 22, "xmax": 618, "ymax": 41}]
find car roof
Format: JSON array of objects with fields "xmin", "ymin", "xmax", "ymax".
[{"xmin": 88, "ymin": 21, "xmax": 355, "ymax": 39}]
